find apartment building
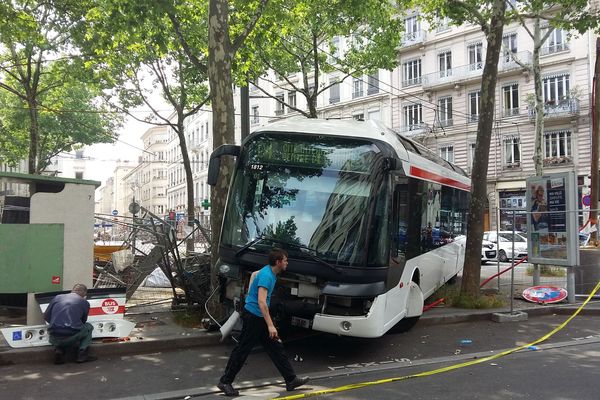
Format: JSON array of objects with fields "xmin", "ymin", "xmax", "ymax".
[
  {"xmin": 392, "ymin": 14, "xmax": 596, "ymax": 231},
  {"xmin": 123, "ymin": 126, "xmax": 169, "ymax": 217}
]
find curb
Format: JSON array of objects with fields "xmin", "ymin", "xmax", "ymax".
[
  {"xmin": 2, "ymin": 304, "xmax": 598, "ymax": 366},
  {"xmin": 0, "ymin": 331, "xmax": 222, "ymax": 366}
]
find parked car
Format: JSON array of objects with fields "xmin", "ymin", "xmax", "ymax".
[
  {"xmin": 482, "ymin": 231, "xmax": 528, "ymax": 262},
  {"xmin": 481, "ymin": 239, "xmax": 497, "ymax": 264}
]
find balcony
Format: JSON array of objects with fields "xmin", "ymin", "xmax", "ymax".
[
  {"xmin": 402, "ymin": 77, "xmax": 422, "ymax": 87},
  {"xmin": 528, "ymin": 98, "xmax": 580, "ymax": 120},
  {"xmin": 502, "ymin": 108, "xmax": 520, "ymax": 118},
  {"xmin": 401, "ymin": 30, "xmax": 426, "ymax": 47},
  {"xmin": 422, "ymin": 63, "xmax": 484, "ymax": 90},
  {"xmin": 503, "ymin": 161, "xmax": 521, "ymax": 170},
  {"xmin": 541, "ymin": 43, "xmax": 569, "ymax": 56},
  {"xmin": 396, "ymin": 122, "xmax": 428, "ymax": 137},
  {"xmin": 543, "ymin": 156, "xmax": 572, "ymax": 167},
  {"xmin": 499, "ymin": 50, "xmax": 532, "ymax": 73}
]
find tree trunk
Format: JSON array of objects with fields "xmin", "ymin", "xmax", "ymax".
[
  {"xmin": 27, "ymin": 96, "xmax": 39, "ymax": 174},
  {"xmin": 208, "ymin": 0, "xmax": 236, "ymax": 275},
  {"xmin": 174, "ymin": 115, "xmax": 196, "ymax": 253},
  {"xmin": 461, "ymin": 0, "xmax": 506, "ymax": 298}
]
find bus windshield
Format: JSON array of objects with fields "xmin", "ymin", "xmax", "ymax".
[{"xmin": 221, "ymin": 134, "xmax": 386, "ymax": 266}]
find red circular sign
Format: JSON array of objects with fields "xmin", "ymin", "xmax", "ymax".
[
  {"xmin": 522, "ymin": 286, "xmax": 568, "ymax": 304},
  {"xmin": 101, "ymin": 299, "xmax": 119, "ymax": 314},
  {"xmin": 582, "ymin": 195, "xmax": 591, "ymax": 207}
]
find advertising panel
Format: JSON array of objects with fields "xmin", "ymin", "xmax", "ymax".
[{"xmin": 526, "ymin": 172, "xmax": 579, "ymax": 266}]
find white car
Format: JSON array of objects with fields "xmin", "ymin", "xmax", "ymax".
[
  {"xmin": 481, "ymin": 239, "xmax": 497, "ymax": 264},
  {"xmin": 482, "ymin": 231, "xmax": 528, "ymax": 262}
]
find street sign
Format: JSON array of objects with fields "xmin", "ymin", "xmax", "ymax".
[
  {"xmin": 128, "ymin": 202, "xmax": 140, "ymax": 215},
  {"xmin": 582, "ymin": 195, "xmax": 591, "ymax": 207},
  {"xmin": 112, "ymin": 210, "xmax": 118, "ymax": 216}
]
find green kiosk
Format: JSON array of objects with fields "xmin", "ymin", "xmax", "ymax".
[{"xmin": 0, "ymin": 172, "xmax": 100, "ymax": 324}]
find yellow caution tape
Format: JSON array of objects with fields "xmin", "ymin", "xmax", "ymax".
[{"xmin": 276, "ymin": 280, "xmax": 600, "ymax": 400}]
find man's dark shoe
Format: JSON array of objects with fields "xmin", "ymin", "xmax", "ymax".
[
  {"xmin": 76, "ymin": 349, "xmax": 98, "ymax": 363},
  {"xmin": 286, "ymin": 376, "xmax": 309, "ymax": 391},
  {"xmin": 54, "ymin": 348, "xmax": 65, "ymax": 365},
  {"xmin": 217, "ymin": 381, "xmax": 239, "ymax": 397}
]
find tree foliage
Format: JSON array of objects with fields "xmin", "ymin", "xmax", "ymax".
[
  {"xmin": 242, "ymin": 0, "xmax": 403, "ymax": 117},
  {"xmin": 0, "ymin": 0, "xmax": 118, "ymax": 173},
  {"xmin": 80, "ymin": 0, "xmax": 211, "ymax": 232}
]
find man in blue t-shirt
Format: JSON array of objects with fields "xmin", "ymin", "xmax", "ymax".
[
  {"xmin": 44, "ymin": 283, "xmax": 96, "ymax": 364},
  {"xmin": 217, "ymin": 248, "xmax": 309, "ymax": 396}
]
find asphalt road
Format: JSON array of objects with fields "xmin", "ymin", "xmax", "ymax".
[{"xmin": 1, "ymin": 311, "xmax": 599, "ymax": 400}]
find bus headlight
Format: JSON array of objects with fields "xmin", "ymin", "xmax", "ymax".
[{"xmin": 341, "ymin": 321, "xmax": 352, "ymax": 331}]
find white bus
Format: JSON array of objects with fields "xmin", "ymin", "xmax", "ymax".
[{"xmin": 208, "ymin": 117, "xmax": 470, "ymax": 338}]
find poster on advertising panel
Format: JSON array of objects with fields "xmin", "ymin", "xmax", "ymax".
[{"xmin": 526, "ymin": 172, "xmax": 579, "ymax": 266}]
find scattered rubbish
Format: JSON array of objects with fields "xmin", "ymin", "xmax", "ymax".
[
  {"xmin": 490, "ymin": 363, "xmax": 498, "ymax": 366},
  {"xmin": 459, "ymin": 339, "xmax": 472, "ymax": 345},
  {"xmin": 102, "ymin": 337, "xmax": 130, "ymax": 343},
  {"xmin": 454, "ymin": 349, "xmax": 461, "ymax": 355},
  {"xmin": 294, "ymin": 354, "xmax": 304, "ymax": 362},
  {"xmin": 100, "ymin": 376, "xmax": 107, "ymax": 382},
  {"xmin": 528, "ymin": 346, "xmax": 539, "ymax": 351},
  {"xmin": 151, "ymin": 317, "xmax": 158, "ymax": 321},
  {"xmin": 184, "ymin": 396, "xmax": 192, "ymax": 400}
]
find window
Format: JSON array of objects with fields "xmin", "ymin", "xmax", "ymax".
[
  {"xmin": 75, "ymin": 150, "xmax": 84, "ymax": 159},
  {"xmin": 403, "ymin": 59, "xmax": 422, "ymax": 87},
  {"xmin": 502, "ymin": 33, "xmax": 517, "ymax": 63},
  {"xmin": 275, "ymin": 93, "xmax": 284, "ymax": 115},
  {"xmin": 503, "ymin": 136, "xmax": 521, "ymax": 168},
  {"xmin": 438, "ymin": 97, "xmax": 453, "ymax": 126},
  {"xmin": 367, "ymin": 72, "xmax": 379, "ymax": 95},
  {"xmin": 468, "ymin": 43, "xmax": 483, "ymax": 71},
  {"xmin": 544, "ymin": 130, "xmax": 572, "ymax": 163},
  {"xmin": 438, "ymin": 51, "xmax": 452, "ymax": 78},
  {"xmin": 405, "ymin": 15, "xmax": 420, "ymax": 39},
  {"xmin": 353, "ymin": 77, "xmax": 363, "ymax": 98},
  {"xmin": 353, "ymin": 113, "xmax": 364, "ymax": 121},
  {"xmin": 288, "ymin": 91, "xmax": 296, "ymax": 110},
  {"xmin": 251, "ymin": 106, "xmax": 259, "ymax": 124},
  {"xmin": 503, "ymin": 84, "xmax": 519, "ymax": 117},
  {"xmin": 543, "ymin": 28, "xmax": 569, "ymax": 54},
  {"xmin": 543, "ymin": 74, "xmax": 570, "ymax": 103},
  {"xmin": 404, "ymin": 104, "xmax": 423, "ymax": 130},
  {"xmin": 468, "ymin": 91, "xmax": 480, "ymax": 122},
  {"xmin": 439, "ymin": 145, "xmax": 454, "ymax": 163},
  {"xmin": 329, "ymin": 79, "xmax": 340, "ymax": 103},
  {"xmin": 331, "ymin": 36, "xmax": 341, "ymax": 59},
  {"xmin": 436, "ymin": 16, "xmax": 451, "ymax": 32},
  {"xmin": 468, "ymin": 142, "xmax": 476, "ymax": 170}
]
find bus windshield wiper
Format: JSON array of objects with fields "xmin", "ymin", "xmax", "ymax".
[
  {"xmin": 235, "ymin": 235, "xmax": 266, "ymax": 257},
  {"xmin": 264, "ymin": 237, "xmax": 341, "ymax": 273}
]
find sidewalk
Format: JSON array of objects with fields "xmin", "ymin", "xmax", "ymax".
[{"xmin": 3, "ymin": 295, "xmax": 599, "ymax": 367}]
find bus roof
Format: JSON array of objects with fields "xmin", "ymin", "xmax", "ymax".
[{"xmin": 251, "ymin": 117, "xmax": 470, "ymax": 190}]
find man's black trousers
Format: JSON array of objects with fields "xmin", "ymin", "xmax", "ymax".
[{"xmin": 220, "ymin": 310, "xmax": 296, "ymax": 384}]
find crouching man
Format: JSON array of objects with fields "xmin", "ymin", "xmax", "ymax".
[{"xmin": 44, "ymin": 284, "xmax": 97, "ymax": 364}]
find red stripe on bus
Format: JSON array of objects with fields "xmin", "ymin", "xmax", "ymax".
[
  {"xmin": 410, "ymin": 166, "xmax": 471, "ymax": 191},
  {"xmin": 89, "ymin": 306, "xmax": 126, "ymax": 316}
]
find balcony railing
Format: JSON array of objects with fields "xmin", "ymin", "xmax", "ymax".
[
  {"xmin": 528, "ymin": 98, "xmax": 580, "ymax": 120},
  {"xmin": 402, "ymin": 77, "xmax": 422, "ymax": 87},
  {"xmin": 503, "ymin": 108, "xmax": 520, "ymax": 118},
  {"xmin": 499, "ymin": 50, "xmax": 532, "ymax": 72},
  {"xmin": 422, "ymin": 63, "xmax": 483, "ymax": 89},
  {"xmin": 541, "ymin": 42, "xmax": 569, "ymax": 56},
  {"xmin": 503, "ymin": 161, "xmax": 521, "ymax": 170},
  {"xmin": 396, "ymin": 122, "xmax": 428, "ymax": 136},
  {"xmin": 401, "ymin": 30, "xmax": 426, "ymax": 47},
  {"xmin": 275, "ymin": 108, "xmax": 284, "ymax": 116},
  {"xmin": 439, "ymin": 118, "xmax": 453, "ymax": 127},
  {"xmin": 543, "ymin": 156, "xmax": 572, "ymax": 166}
]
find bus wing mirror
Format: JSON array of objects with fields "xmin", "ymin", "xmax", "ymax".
[{"xmin": 208, "ymin": 144, "xmax": 241, "ymax": 186}]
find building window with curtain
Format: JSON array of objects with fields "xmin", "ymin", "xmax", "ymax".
[
  {"xmin": 329, "ymin": 78, "xmax": 340, "ymax": 103},
  {"xmin": 468, "ymin": 90, "xmax": 480, "ymax": 122},
  {"xmin": 438, "ymin": 96, "xmax": 453, "ymax": 126},
  {"xmin": 503, "ymin": 136, "xmax": 521, "ymax": 169},
  {"xmin": 404, "ymin": 103, "xmax": 423, "ymax": 131},
  {"xmin": 288, "ymin": 90, "xmax": 296, "ymax": 111},
  {"xmin": 503, "ymin": 84, "xmax": 519, "ymax": 117},
  {"xmin": 403, "ymin": 58, "xmax": 422, "ymax": 87},
  {"xmin": 439, "ymin": 145, "xmax": 454, "ymax": 163},
  {"xmin": 542, "ymin": 27, "xmax": 569, "ymax": 55},
  {"xmin": 468, "ymin": 42, "xmax": 483, "ymax": 71},
  {"xmin": 275, "ymin": 93, "xmax": 285, "ymax": 115},
  {"xmin": 367, "ymin": 72, "xmax": 379, "ymax": 95},
  {"xmin": 544, "ymin": 130, "xmax": 572, "ymax": 165},
  {"xmin": 502, "ymin": 33, "xmax": 518, "ymax": 63},
  {"xmin": 353, "ymin": 77, "xmax": 363, "ymax": 98},
  {"xmin": 543, "ymin": 74, "xmax": 570, "ymax": 103},
  {"xmin": 438, "ymin": 51, "xmax": 452, "ymax": 78}
]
